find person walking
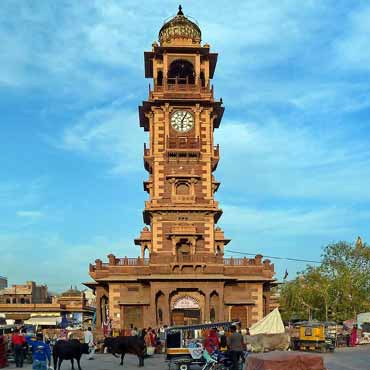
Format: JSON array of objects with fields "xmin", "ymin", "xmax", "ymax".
[
  {"xmin": 29, "ymin": 333, "xmax": 51, "ymax": 370},
  {"xmin": 227, "ymin": 325, "xmax": 244, "ymax": 370},
  {"xmin": 84, "ymin": 327, "xmax": 95, "ymax": 360},
  {"xmin": 11, "ymin": 329, "xmax": 26, "ymax": 368}
]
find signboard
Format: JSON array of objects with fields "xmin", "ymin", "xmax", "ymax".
[{"xmin": 173, "ymin": 296, "xmax": 200, "ymax": 309}]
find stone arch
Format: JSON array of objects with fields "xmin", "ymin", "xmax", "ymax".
[
  {"xmin": 172, "ymin": 266, "xmax": 180, "ymax": 273},
  {"xmin": 176, "ymin": 182, "xmax": 190, "ymax": 195},
  {"xmin": 157, "ymin": 70, "xmax": 163, "ymax": 86},
  {"xmin": 143, "ymin": 245, "xmax": 150, "ymax": 259},
  {"xmin": 101, "ymin": 295, "xmax": 109, "ymax": 323},
  {"xmin": 210, "ymin": 291, "xmax": 219, "ymax": 322},
  {"xmin": 176, "ymin": 238, "xmax": 192, "ymax": 257},
  {"xmin": 169, "ymin": 290, "xmax": 205, "ymax": 325},
  {"xmin": 155, "ymin": 291, "xmax": 166, "ymax": 325},
  {"xmin": 168, "ymin": 59, "xmax": 195, "ymax": 84}
]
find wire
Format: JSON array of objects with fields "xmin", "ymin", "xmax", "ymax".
[{"xmin": 225, "ymin": 249, "xmax": 321, "ymax": 264}]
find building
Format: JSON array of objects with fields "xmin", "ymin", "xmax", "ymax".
[
  {"xmin": 0, "ymin": 277, "xmax": 7, "ymax": 290},
  {"xmin": 87, "ymin": 6, "xmax": 275, "ymax": 330},
  {"xmin": 0, "ymin": 285, "xmax": 94, "ymax": 325},
  {"xmin": 0, "ymin": 281, "xmax": 49, "ymax": 304}
]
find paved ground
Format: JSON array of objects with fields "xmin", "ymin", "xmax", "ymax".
[{"xmin": 9, "ymin": 345, "xmax": 370, "ymax": 370}]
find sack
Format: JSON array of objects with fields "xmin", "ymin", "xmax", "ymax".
[{"xmin": 146, "ymin": 346, "xmax": 155, "ymax": 356}]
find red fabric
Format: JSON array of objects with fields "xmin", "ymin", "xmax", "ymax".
[
  {"xmin": 350, "ymin": 327, "xmax": 357, "ymax": 346},
  {"xmin": 246, "ymin": 351, "xmax": 326, "ymax": 370},
  {"xmin": 205, "ymin": 330, "xmax": 220, "ymax": 353},
  {"xmin": 11, "ymin": 334, "xmax": 26, "ymax": 346}
]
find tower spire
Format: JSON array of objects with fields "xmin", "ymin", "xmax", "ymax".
[{"xmin": 177, "ymin": 5, "xmax": 184, "ymax": 16}]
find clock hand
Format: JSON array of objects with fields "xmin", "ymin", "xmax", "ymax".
[{"xmin": 180, "ymin": 113, "xmax": 186, "ymax": 129}]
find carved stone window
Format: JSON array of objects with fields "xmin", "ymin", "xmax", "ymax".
[
  {"xmin": 168, "ymin": 176, "xmax": 198, "ymax": 203},
  {"xmin": 176, "ymin": 183, "xmax": 189, "ymax": 195}
]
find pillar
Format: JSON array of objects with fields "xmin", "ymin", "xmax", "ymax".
[{"xmin": 204, "ymin": 291, "xmax": 210, "ymax": 322}]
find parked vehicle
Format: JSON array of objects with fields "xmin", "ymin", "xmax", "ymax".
[
  {"xmin": 165, "ymin": 321, "xmax": 239, "ymax": 370},
  {"xmin": 294, "ymin": 321, "xmax": 336, "ymax": 352}
]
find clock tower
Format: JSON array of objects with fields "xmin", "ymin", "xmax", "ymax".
[
  {"xmin": 135, "ymin": 5, "xmax": 228, "ymax": 264},
  {"xmin": 88, "ymin": 6, "xmax": 275, "ymax": 331}
]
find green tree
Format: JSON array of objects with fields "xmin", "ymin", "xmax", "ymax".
[{"xmin": 279, "ymin": 238, "xmax": 370, "ymax": 322}]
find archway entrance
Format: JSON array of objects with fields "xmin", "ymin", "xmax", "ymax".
[{"xmin": 171, "ymin": 295, "xmax": 201, "ymax": 325}]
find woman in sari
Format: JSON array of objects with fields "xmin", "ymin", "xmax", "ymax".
[{"xmin": 350, "ymin": 324, "xmax": 358, "ymax": 346}]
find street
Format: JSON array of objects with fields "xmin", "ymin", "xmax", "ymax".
[{"xmin": 13, "ymin": 345, "xmax": 370, "ymax": 370}]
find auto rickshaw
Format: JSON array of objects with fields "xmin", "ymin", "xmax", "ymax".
[
  {"xmin": 165, "ymin": 321, "xmax": 239, "ymax": 370},
  {"xmin": 295, "ymin": 321, "xmax": 336, "ymax": 352}
]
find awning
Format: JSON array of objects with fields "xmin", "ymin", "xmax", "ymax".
[
  {"xmin": 166, "ymin": 321, "xmax": 240, "ymax": 333},
  {"xmin": 24, "ymin": 317, "xmax": 61, "ymax": 326},
  {"xmin": 224, "ymin": 300, "xmax": 256, "ymax": 305},
  {"xmin": 6, "ymin": 313, "xmax": 30, "ymax": 320}
]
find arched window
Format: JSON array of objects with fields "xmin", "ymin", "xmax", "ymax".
[
  {"xmin": 6, "ymin": 298, "xmax": 10, "ymax": 304},
  {"xmin": 12, "ymin": 298, "xmax": 17, "ymax": 304},
  {"xmin": 200, "ymin": 71, "xmax": 205, "ymax": 87},
  {"xmin": 176, "ymin": 183, "xmax": 189, "ymax": 195},
  {"xmin": 20, "ymin": 298, "xmax": 25, "ymax": 304},
  {"xmin": 168, "ymin": 60, "xmax": 195, "ymax": 84},
  {"xmin": 176, "ymin": 239, "xmax": 191, "ymax": 257},
  {"xmin": 158, "ymin": 308, "xmax": 163, "ymax": 323},
  {"xmin": 210, "ymin": 307, "xmax": 216, "ymax": 322},
  {"xmin": 157, "ymin": 70, "xmax": 163, "ymax": 86},
  {"xmin": 143, "ymin": 246, "xmax": 150, "ymax": 259}
]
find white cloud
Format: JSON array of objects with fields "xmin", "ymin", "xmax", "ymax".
[
  {"xmin": 215, "ymin": 120, "xmax": 370, "ymax": 201},
  {"xmin": 56, "ymin": 99, "xmax": 146, "ymax": 175}
]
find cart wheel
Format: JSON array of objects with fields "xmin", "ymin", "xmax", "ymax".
[{"xmin": 178, "ymin": 364, "xmax": 189, "ymax": 370}]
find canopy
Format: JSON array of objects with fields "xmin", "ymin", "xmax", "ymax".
[
  {"xmin": 165, "ymin": 321, "xmax": 240, "ymax": 333},
  {"xmin": 24, "ymin": 317, "xmax": 61, "ymax": 326},
  {"xmin": 249, "ymin": 308, "xmax": 285, "ymax": 335}
]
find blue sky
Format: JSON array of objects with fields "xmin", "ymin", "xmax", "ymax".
[{"xmin": 1, "ymin": 1, "xmax": 370, "ymax": 292}]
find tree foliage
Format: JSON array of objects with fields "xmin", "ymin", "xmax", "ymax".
[{"xmin": 279, "ymin": 239, "xmax": 370, "ymax": 322}]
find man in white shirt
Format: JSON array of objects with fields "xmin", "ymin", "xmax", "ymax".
[{"xmin": 84, "ymin": 327, "xmax": 95, "ymax": 360}]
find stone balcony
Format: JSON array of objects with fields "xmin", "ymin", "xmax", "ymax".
[
  {"xmin": 149, "ymin": 78, "xmax": 214, "ymax": 101},
  {"xmin": 89, "ymin": 253, "xmax": 275, "ymax": 281}
]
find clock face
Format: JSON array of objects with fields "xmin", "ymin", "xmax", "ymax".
[{"xmin": 171, "ymin": 110, "xmax": 194, "ymax": 133}]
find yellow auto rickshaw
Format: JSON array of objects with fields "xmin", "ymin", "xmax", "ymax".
[{"xmin": 296, "ymin": 321, "xmax": 336, "ymax": 352}]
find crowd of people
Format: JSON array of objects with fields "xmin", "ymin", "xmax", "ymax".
[
  {"xmin": 0, "ymin": 326, "xmax": 96, "ymax": 369},
  {"xmin": 0, "ymin": 329, "xmax": 51, "ymax": 369}
]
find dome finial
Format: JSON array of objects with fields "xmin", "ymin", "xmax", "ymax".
[{"xmin": 178, "ymin": 5, "xmax": 184, "ymax": 15}]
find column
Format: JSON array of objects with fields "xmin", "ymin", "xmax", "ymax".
[
  {"xmin": 218, "ymin": 287, "xmax": 224, "ymax": 322},
  {"xmin": 204, "ymin": 291, "xmax": 210, "ymax": 322},
  {"xmin": 95, "ymin": 288, "xmax": 102, "ymax": 329}
]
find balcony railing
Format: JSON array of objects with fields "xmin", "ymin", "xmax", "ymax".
[
  {"xmin": 153, "ymin": 78, "xmax": 212, "ymax": 93},
  {"xmin": 90, "ymin": 255, "xmax": 270, "ymax": 271},
  {"xmin": 167, "ymin": 137, "xmax": 200, "ymax": 150},
  {"xmin": 117, "ymin": 258, "xmax": 150, "ymax": 266}
]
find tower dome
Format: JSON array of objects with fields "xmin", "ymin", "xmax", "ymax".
[{"xmin": 159, "ymin": 5, "xmax": 201, "ymax": 46}]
